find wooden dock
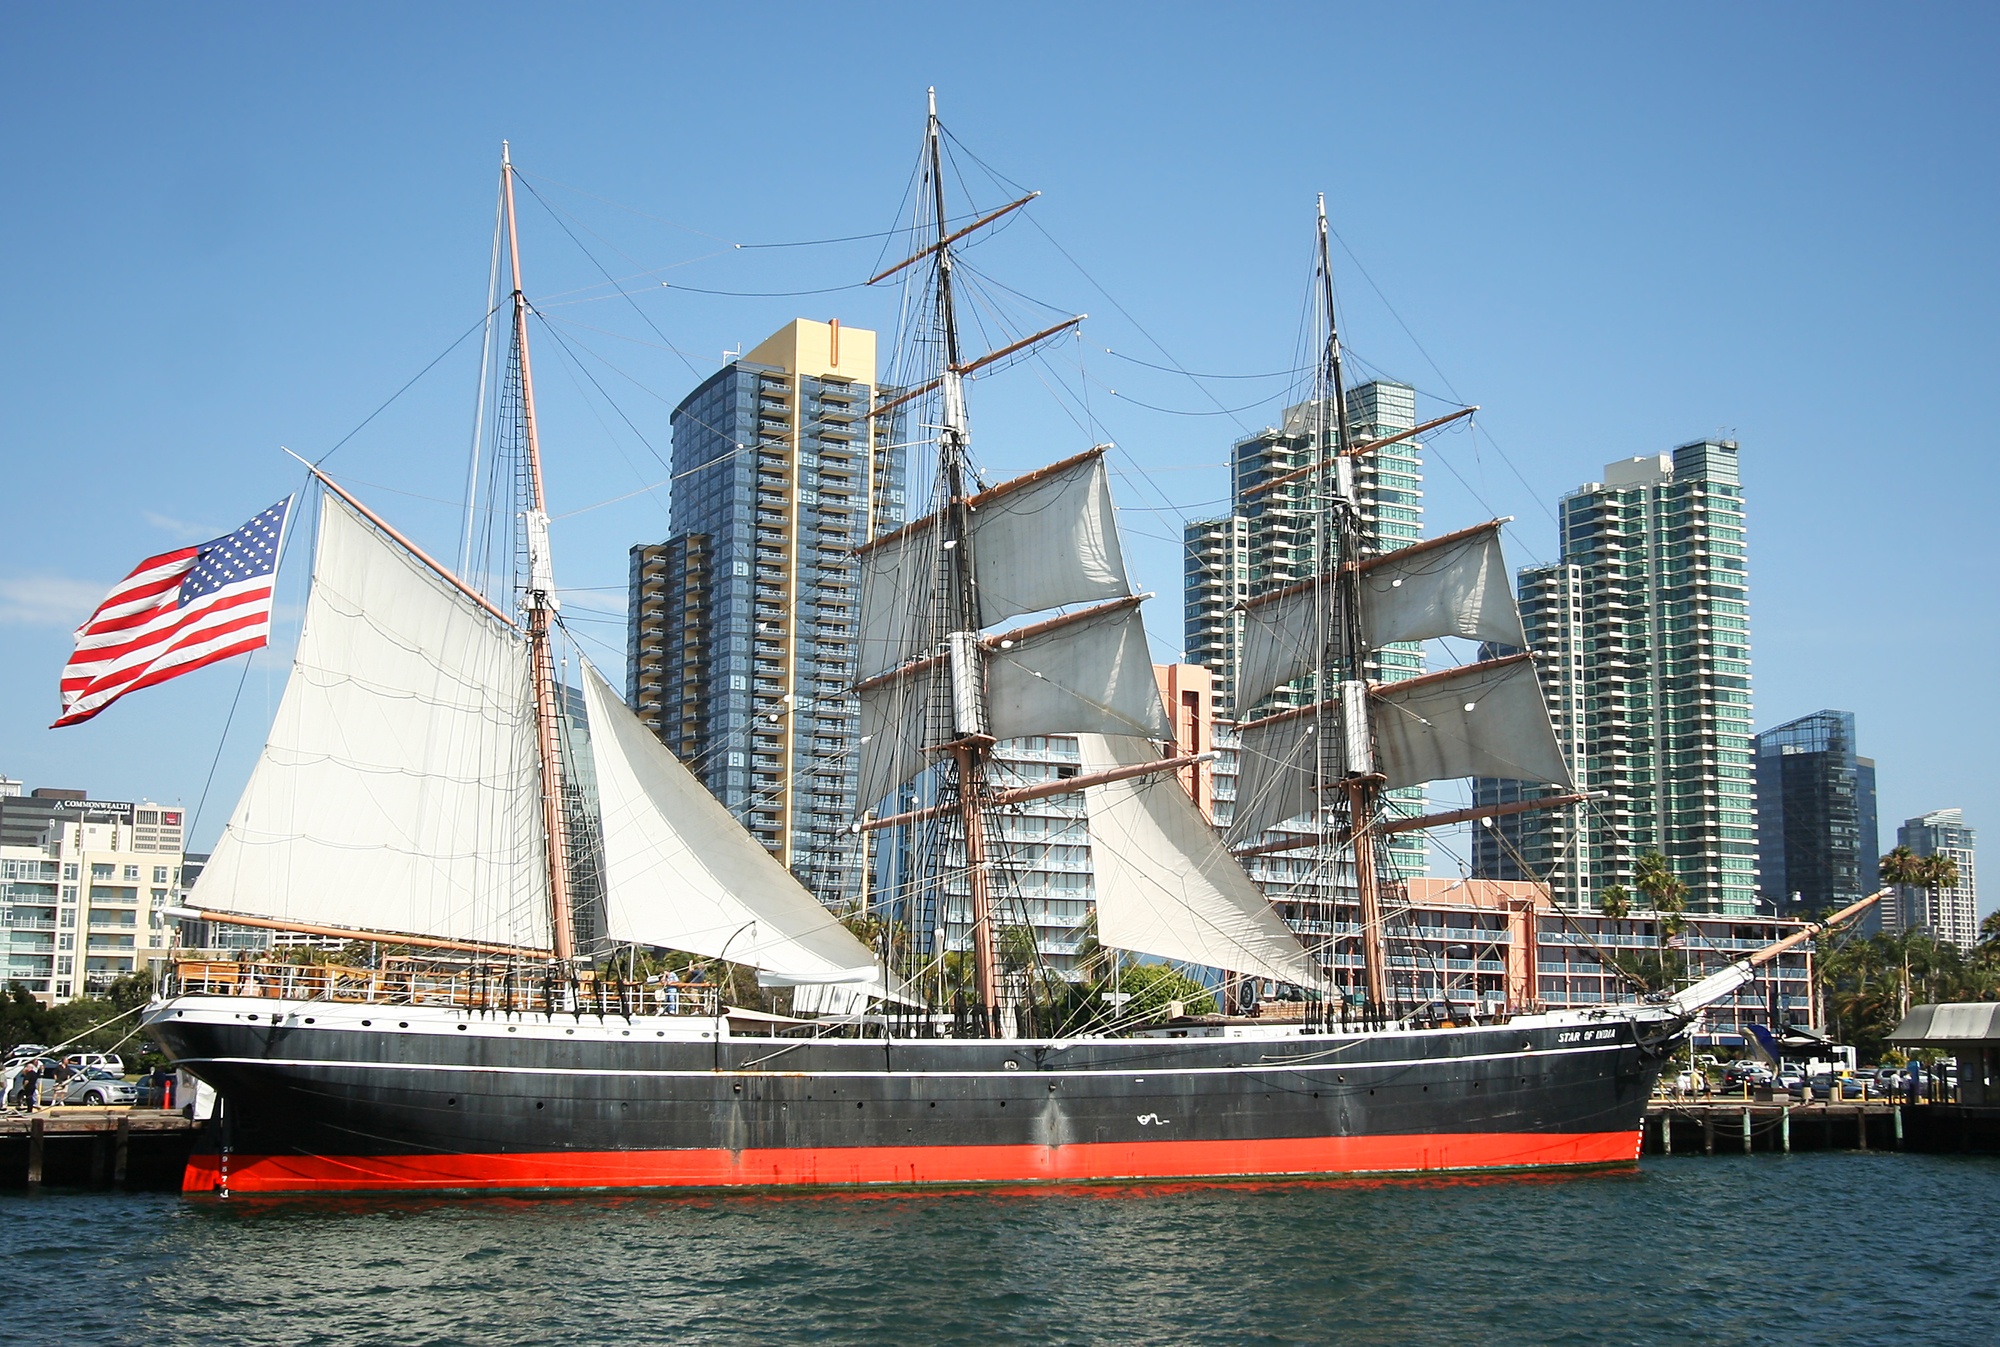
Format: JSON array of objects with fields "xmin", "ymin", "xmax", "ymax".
[
  {"xmin": 0, "ymin": 1109, "xmax": 199, "ymax": 1190},
  {"xmin": 1648, "ymin": 1095, "xmax": 1928, "ymax": 1151}
]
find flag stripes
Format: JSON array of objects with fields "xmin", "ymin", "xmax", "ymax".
[{"xmin": 53, "ymin": 498, "xmax": 292, "ymax": 728}]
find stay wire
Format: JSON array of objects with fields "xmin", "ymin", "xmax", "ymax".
[{"xmin": 313, "ymin": 307, "xmax": 500, "ymax": 467}]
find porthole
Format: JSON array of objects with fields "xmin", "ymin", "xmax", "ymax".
[
  {"xmin": 565, "ymin": 1029, "xmax": 574, "ymax": 1036},
  {"xmin": 304, "ymin": 1018, "xmax": 315, "ymax": 1025},
  {"xmin": 535, "ymin": 1101, "xmax": 544, "ymax": 1110},
  {"xmin": 508, "ymin": 1026, "xmax": 518, "ymax": 1033},
  {"xmin": 362, "ymin": 1020, "xmax": 371, "ymax": 1027},
  {"xmin": 398, "ymin": 1022, "xmax": 409, "ymax": 1029},
  {"xmin": 447, "ymin": 1098, "xmax": 458, "ymax": 1107},
  {"xmin": 457, "ymin": 1025, "xmax": 467, "ymax": 1032}
]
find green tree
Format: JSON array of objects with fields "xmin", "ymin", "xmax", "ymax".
[
  {"xmin": 1596, "ymin": 884, "xmax": 1633, "ymax": 920},
  {"xmin": 1116, "ymin": 963, "xmax": 1216, "ymax": 1020},
  {"xmin": 1879, "ymin": 845, "xmax": 1926, "ymax": 891}
]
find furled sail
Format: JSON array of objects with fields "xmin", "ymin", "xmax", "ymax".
[
  {"xmin": 857, "ymin": 598, "xmax": 1171, "ymax": 813},
  {"xmin": 856, "ymin": 449, "xmax": 1129, "ymax": 680},
  {"xmin": 194, "ymin": 493, "xmax": 552, "ymax": 948},
  {"xmin": 1079, "ymin": 735, "xmax": 1318, "ymax": 988},
  {"xmin": 1227, "ymin": 655, "xmax": 1572, "ymax": 844},
  {"xmin": 577, "ymin": 661, "xmax": 893, "ymax": 994},
  {"xmin": 1236, "ymin": 521, "xmax": 1527, "ymax": 714}
]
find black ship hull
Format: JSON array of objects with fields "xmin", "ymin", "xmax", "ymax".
[{"xmin": 148, "ymin": 996, "xmax": 1677, "ymax": 1195}]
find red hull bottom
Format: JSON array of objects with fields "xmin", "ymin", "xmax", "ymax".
[{"xmin": 185, "ymin": 1131, "xmax": 1643, "ymax": 1195}]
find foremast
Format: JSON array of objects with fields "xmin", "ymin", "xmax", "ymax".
[
  {"xmin": 1308, "ymin": 196, "xmax": 1392, "ymax": 1020},
  {"xmin": 501, "ymin": 141, "xmax": 576, "ymax": 963}
]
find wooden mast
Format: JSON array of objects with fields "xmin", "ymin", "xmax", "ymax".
[
  {"xmin": 922, "ymin": 91, "xmax": 1001, "ymax": 1035},
  {"xmin": 501, "ymin": 141, "xmax": 577, "ymax": 964},
  {"xmin": 1312, "ymin": 195, "xmax": 1391, "ymax": 1019}
]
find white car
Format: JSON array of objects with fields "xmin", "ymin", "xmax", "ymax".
[{"xmin": 62, "ymin": 1052, "xmax": 124, "ymax": 1076}]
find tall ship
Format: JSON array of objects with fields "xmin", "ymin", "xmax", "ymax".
[{"xmin": 143, "ymin": 103, "xmax": 1868, "ymax": 1196}]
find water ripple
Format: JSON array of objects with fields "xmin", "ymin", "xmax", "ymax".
[{"xmin": 2, "ymin": 1154, "xmax": 1997, "ymax": 1345}]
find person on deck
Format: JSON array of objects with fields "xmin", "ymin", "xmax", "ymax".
[{"xmin": 15, "ymin": 1059, "xmax": 41, "ymax": 1110}]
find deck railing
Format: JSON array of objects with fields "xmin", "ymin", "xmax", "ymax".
[{"xmin": 164, "ymin": 960, "xmax": 721, "ymax": 1018}]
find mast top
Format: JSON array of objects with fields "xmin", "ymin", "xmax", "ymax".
[{"xmin": 502, "ymin": 139, "xmax": 512, "ymax": 167}]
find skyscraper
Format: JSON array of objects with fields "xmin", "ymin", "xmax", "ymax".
[
  {"xmin": 1475, "ymin": 441, "xmax": 1757, "ymax": 914},
  {"xmin": 629, "ymin": 320, "xmax": 905, "ymax": 906},
  {"xmin": 1752, "ymin": 710, "xmax": 1878, "ymax": 923},
  {"xmin": 1891, "ymin": 808, "xmax": 1979, "ymax": 948},
  {"xmin": 1182, "ymin": 379, "xmax": 1427, "ymax": 877}
]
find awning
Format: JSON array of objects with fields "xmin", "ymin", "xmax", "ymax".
[{"xmin": 1888, "ymin": 1002, "xmax": 2000, "ymax": 1045}]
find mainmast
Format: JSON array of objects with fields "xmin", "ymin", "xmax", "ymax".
[
  {"xmin": 1312, "ymin": 196, "xmax": 1391, "ymax": 1019},
  {"xmin": 924, "ymin": 90, "xmax": 1002, "ymax": 1035},
  {"xmin": 501, "ymin": 141, "xmax": 577, "ymax": 963}
]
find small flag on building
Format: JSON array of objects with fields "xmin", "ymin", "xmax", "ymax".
[{"xmin": 53, "ymin": 498, "xmax": 293, "ymax": 728}]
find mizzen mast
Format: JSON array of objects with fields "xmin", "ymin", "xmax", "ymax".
[
  {"xmin": 923, "ymin": 89, "xmax": 1003, "ymax": 1035},
  {"xmin": 502, "ymin": 140, "xmax": 577, "ymax": 963}
]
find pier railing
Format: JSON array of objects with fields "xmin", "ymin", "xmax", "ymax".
[{"xmin": 164, "ymin": 960, "xmax": 721, "ymax": 1018}]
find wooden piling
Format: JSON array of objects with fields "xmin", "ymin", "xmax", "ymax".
[
  {"xmin": 1781, "ymin": 1107, "xmax": 1791, "ymax": 1153},
  {"xmin": 26, "ymin": 1117, "xmax": 44, "ymax": 1188},
  {"xmin": 114, "ymin": 1116, "xmax": 131, "ymax": 1186},
  {"xmin": 1703, "ymin": 1113, "xmax": 1715, "ymax": 1155},
  {"xmin": 1742, "ymin": 1108, "xmax": 1752, "ymax": 1154},
  {"xmin": 1857, "ymin": 1108, "xmax": 1869, "ymax": 1150}
]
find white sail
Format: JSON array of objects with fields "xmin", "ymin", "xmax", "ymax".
[
  {"xmin": 1080, "ymin": 735, "xmax": 1318, "ymax": 988},
  {"xmin": 1372, "ymin": 656, "xmax": 1573, "ymax": 791},
  {"xmin": 578, "ymin": 661, "xmax": 893, "ymax": 992},
  {"xmin": 194, "ymin": 494, "xmax": 552, "ymax": 948},
  {"xmin": 1226, "ymin": 653, "xmax": 1572, "ymax": 843},
  {"xmin": 856, "ymin": 450, "xmax": 1130, "ymax": 679},
  {"xmin": 1236, "ymin": 522, "xmax": 1526, "ymax": 714},
  {"xmin": 1226, "ymin": 708, "xmax": 1323, "ymax": 845},
  {"xmin": 985, "ymin": 600, "xmax": 1170, "ymax": 743},
  {"xmin": 857, "ymin": 599, "xmax": 1171, "ymax": 812}
]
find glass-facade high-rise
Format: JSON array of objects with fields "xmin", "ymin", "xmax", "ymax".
[
  {"xmin": 1475, "ymin": 441, "xmax": 1757, "ymax": 914},
  {"xmin": 1890, "ymin": 808, "xmax": 1979, "ymax": 948},
  {"xmin": 628, "ymin": 320, "xmax": 905, "ymax": 907},
  {"xmin": 1752, "ymin": 710, "xmax": 1878, "ymax": 924}
]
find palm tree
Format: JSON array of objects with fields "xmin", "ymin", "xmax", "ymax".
[
  {"xmin": 1597, "ymin": 884, "xmax": 1633, "ymax": 919},
  {"xmin": 1633, "ymin": 850, "xmax": 1689, "ymax": 964}
]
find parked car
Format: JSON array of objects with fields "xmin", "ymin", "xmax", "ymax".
[
  {"xmin": 4, "ymin": 1043, "xmax": 52, "ymax": 1063},
  {"xmin": 1872, "ymin": 1066, "xmax": 1903, "ymax": 1094},
  {"xmin": 63, "ymin": 1069, "xmax": 137, "ymax": 1107},
  {"xmin": 1721, "ymin": 1063, "xmax": 1773, "ymax": 1091},
  {"xmin": 132, "ymin": 1069, "xmax": 176, "ymax": 1108},
  {"xmin": 2, "ymin": 1056, "xmax": 63, "ymax": 1106},
  {"xmin": 62, "ymin": 1052, "xmax": 124, "ymax": 1076}
]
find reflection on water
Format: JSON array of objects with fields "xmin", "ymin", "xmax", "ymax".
[{"xmin": 5, "ymin": 1153, "xmax": 1997, "ymax": 1346}]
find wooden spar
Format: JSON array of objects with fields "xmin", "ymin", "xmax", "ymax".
[
  {"xmin": 1744, "ymin": 890, "xmax": 1887, "ymax": 969},
  {"xmin": 1243, "ymin": 405, "xmax": 1478, "ymax": 500},
  {"xmin": 502, "ymin": 141, "xmax": 577, "ymax": 964},
  {"xmin": 1232, "ymin": 791, "xmax": 1590, "ymax": 859},
  {"xmin": 171, "ymin": 906, "xmax": 553, "ymax": 958},
  {"xmin": 297, "ymin": 461, "xmax": 518, "ymax": 629},
  {"xmin": 868, "ymin": 315, "xmax": 1084, "ymax": 423},
  {"xmin": 1380, "ymin": 792, "xmax": 1590, "ymax": 836},
  {"xmin": 1237, "ymin": 517, "xmax": 1513, "ymax": 617},
  {"xmin": 1348, "ymin": 780, "xmax": 1389, "ymax": 1010},
  {"xmin": 856, "ymin": 445, "xmax": 1108, "ymax": 559},
  {"xmin": 952, "ymin": 743, "xmax": 1000, "ymax": 1037},
  {"xmin": 866, "ymin": 191, "xmax": 1040, "ymax": 285},
  {"xmin": 859, "ymin": 752, "xmax": 1212, "ymax": 832}
]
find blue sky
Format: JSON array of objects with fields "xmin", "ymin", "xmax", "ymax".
[{"xmin": 3, "ymin": 5, "xmax": 1994, "ymax": 909}]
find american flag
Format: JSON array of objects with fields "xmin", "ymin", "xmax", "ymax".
[{"xmin": 53, "ymin": 498, "xmax": 293, "ymax": 728}]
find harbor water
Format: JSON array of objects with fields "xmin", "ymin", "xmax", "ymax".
[{"xmin": 4, "ymin": 1152, "xmax": 1996, "ymax": 1346}]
